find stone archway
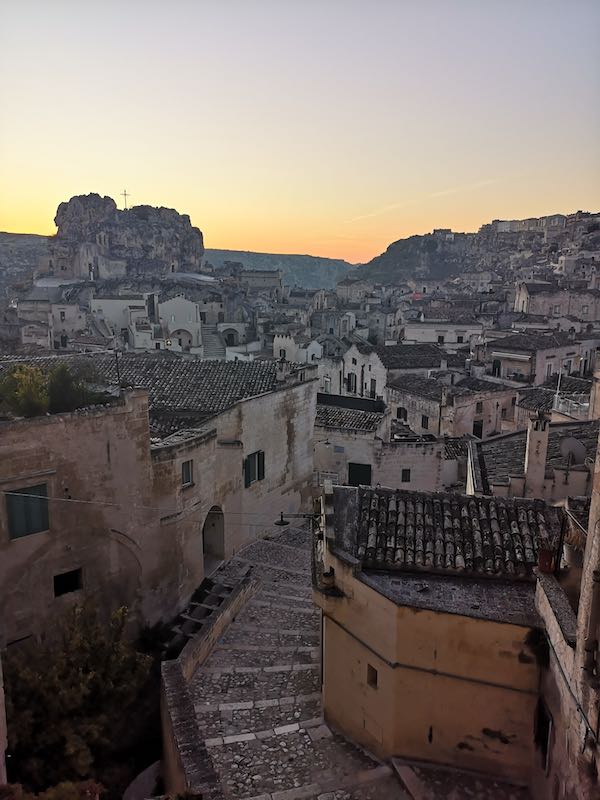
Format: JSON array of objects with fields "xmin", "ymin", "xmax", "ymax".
[
  {"xmin": 202, "ymin": 506, "xmax": 225, "ymax": 574},
  {"xmin": 222, "ymin": 328, "xmax": 240, "ymax": 347}
]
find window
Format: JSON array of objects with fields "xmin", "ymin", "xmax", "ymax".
[
  {"xmin": 182, "ymin": 460, "xmax": 193, "ymax": 486},
  {"xmin": 347, "ymin": 372, "xmax": 357, "ymax": 394},
  {"xmin": 323, "ymin": 376, "xmax": 331, "ymax": 394},
  {"xmin": 367, "ymin": 664, "xmax": 378, "ymax": 688},
  {"xmin": 352, "ymin": 357, "xmax": 357, "ymax": 365},
  {"xmin": 421, "ymin": 415, "xmax": 429, "ymax": 429},
  {"xmin": 534, "ymin": 700, "xmax": 552, "ymax": 773},
  {"xmin": 401, "ymin": 469, "xmax": 411, "ymax": 483},
  {"xmin": 546, "ymin": 363, "xmax": 553, "ymax": 378},
  {"xmin": 6, "ymin": 484, "xmax": 49, "ymax": 539},
  {"xmin": 279, "ymin": 349, "xmax": 286, "ymax": 359},
  {"xmin": 582, "ymin": 305, "xmax": 589, "ymax": 315},
  {"xmin": 244, "ymin": 450, "xmax": 265, "ymax": 487},
  {"xmin": 155, "ymin": 342, "xmax": 161, "ymax": 350},
  {"xmin": 501, "ymin": 408, "xmax": 507, "ymax": 420},
  {"xmin": 472, "ymin": 419, "xmax": 483, "ymax": 438},
  {"xmin": 60, "ymin": 311, "xmax": 66, "ymax": 321},
  {"xmin": 437, "ymin": 335, "xmax": 445, "ymax": 344},
  {"xmin": 397, "ymin": 407, "xmax": 407, "ymax": 421},
  {"xmin": 475, "ymin": 401, "xmax": 483, "ymax": 414},
  {"xmin": 54, "ymin": 568, "xmax": 82, "ymax": 597},
  {"xmin": 553, "ymin": 304, "xmax": 560, "ymax": 315},
  {"xmin": 457, "ymin": 335, "xmax": 464, "ymax": 344}
]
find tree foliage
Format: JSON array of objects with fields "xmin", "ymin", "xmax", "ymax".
[
  {"xmin": 4, "ymin": 605, "xmax": 151, "ymax": 791},
  {"xmin": 0, "ymin": 365, "xmax": 48, "ymax": 417},
  {"xmin": 47, "ymin": 364, "xmax": 90, "ymax": 414},
  {"xmin": 0, "ymin": 781, "xmax": 103, "ymax": 799},
  {"xmin": 0, "ymin": 363, "xmax": 105, "ymax": 418}
]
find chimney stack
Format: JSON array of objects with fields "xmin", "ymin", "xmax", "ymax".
[{"xmin": 524, "ymin": 410, "xmax": 550, "ymax": 497}]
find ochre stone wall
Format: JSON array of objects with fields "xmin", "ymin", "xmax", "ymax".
[{"xmin": 315, "ymin": 555, "xmax": 539, "ymax": 783}]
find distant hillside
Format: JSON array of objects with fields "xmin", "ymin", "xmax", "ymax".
[
  {"xmin": 0, "ymin": 232, "xmax": 49, "ymax": 298},
  {"xmin": 204, "ymin": 248, "xmax": 353, "ymax": 289},
  {"xmin": 359, "ymin": 212, "xmax": 600, "ymax": 284},
  {"xmin": 0, "ymin": 232, "xmax": 49, "ymax": 272}
]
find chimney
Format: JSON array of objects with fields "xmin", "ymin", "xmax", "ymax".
[
  {"xmin": 276, "ymin": 358, "xmax": 290, "ymax": 383},
  {"xmin": 524, "ymin": 411, "xmax": 550, "ymax": 496},
  {"xmin": 589, "ymin": 363, "xmax": 600, "ymax": 420}
]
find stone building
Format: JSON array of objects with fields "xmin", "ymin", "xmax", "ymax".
[
  {"xmin": 314, "ymin": 484, "xmax": 563, "ymax": 786},
  {"xmin": 386, "ymin": 374, "xmax": 516, "ymax": 439},
  {"xmin": 467, "ymin": 414, "xmax": 598, "ymax": 501},
  {"xmin": 476, "ymin": 331, "xmax": 598, "ymax": 384},
  {"xmin": 0, "ymin": 656, "xmax": 5, "ymax": 784},
  {"xmin": 313, "ymin": 394, "xmax": 447, "ymax": 492},
  {"xmin": 342, "ymin": 342, "xmax": 466, "ymax": 400},
  {"xmin": 0, "ymin": 357, "xmax": 317, "ymax": 646},
  {"xmin": 514, "ymin": 281, "xmax": 600, "ymax": 322}
]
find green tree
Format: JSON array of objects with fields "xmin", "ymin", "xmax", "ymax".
[
  {"xmin": 47, "ymin": 364, "xmax": 90, "ymax": 414},
  {"xmin": 4, "ymin": 606, "xmax": 151, "ymax": 791},
  {"xmin": 0, "ymin": 365, "xmax": 48, "ymax": 417},
  {"xmin": 0, "ymin": 781, "xmax": 103, "ymax": 799}
]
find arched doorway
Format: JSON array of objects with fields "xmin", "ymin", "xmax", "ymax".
[{"xmin": 202, "ymin": 506, "xmax": 225, "ymax": 573}]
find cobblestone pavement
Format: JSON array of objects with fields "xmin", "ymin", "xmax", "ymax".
[
  {"xmin": 189, "ymin": 526, "xmax": 531, "ymax": 800},
  {"xmin": 190, "ymin": 525, "xmax": 405, "ymax": 800}
]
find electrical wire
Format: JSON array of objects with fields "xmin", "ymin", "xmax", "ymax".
[{"xmin": 1, "ymin": 489, "xmax": 296, "ymax": 520}]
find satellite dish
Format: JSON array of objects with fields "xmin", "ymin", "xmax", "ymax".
[{"xmin": 560, "ymin": 437, "xmax": 587, "ymax": 466}]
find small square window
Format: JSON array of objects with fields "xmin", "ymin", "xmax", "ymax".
[
  {"xmin": 457, "ymin": 335, "xmax": 464, "ymax": 344},
  {"xmin": 367, "ymin": 664, "xmax": 378, "ymax": 688},
  {"xmin": 54, "ymin": 568, "xmax": 82, "ymax": 597},
  {"xmin": 401, "ymin": 468, "xmax": 411, "ymax": 483},
  {"xmin": 437, "ymin": 335, "xmax": 445, "ymax": 344},
  {"xmin": 182, "ymin": 460, "xmax": 193, "ymax": 486},
  {"xmin": 421, "ymin": 415, "xmax": 429, "ymax": 430}
]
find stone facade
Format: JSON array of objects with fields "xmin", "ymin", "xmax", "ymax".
[{"xmin": 0, "ymin": 373, "xmax": 317, "ymax": 645}]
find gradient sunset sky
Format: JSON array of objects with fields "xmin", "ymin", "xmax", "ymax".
[{"xmin": 1, "ymin": 1, "xmax": 599, "ymax": 263}]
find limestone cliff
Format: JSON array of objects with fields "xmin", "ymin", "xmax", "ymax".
[{"xmin": 46, "ymin": 193, "xmax": 204, "ymax": 279}]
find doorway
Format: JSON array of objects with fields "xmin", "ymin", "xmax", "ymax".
[{"xmin": 202, "ymin": 506, "xmax": 225, "ymax": 575}]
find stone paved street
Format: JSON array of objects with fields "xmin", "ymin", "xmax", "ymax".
[
  {"xmin": 188, "ymin": 525, "xmax": 531, "ymax": 800},
  {"xmin": 189, "ymin": 525, "xmax": 405, "ymax": 800}
]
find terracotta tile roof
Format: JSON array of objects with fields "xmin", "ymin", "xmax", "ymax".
[
  {"xmin": 372, "ymin": 343, "xmax": 466, "ymax": 370},
  {"xmin": 346, "ymin": 486, "xmax": 562, "ymax": 578},
  {"xmin": 316, "ymin": 404, "xmax": 383, "ymax": 432},
  {"xmin": 488, "ymin": 331, "xmax": 579, "ymax": 352},
  {"xmin": 388, "ymin": 374, "xmax": 512, "ymax": 402},
  {"xmin": 473, "ymin": 420, "xmax": 599, "ymax": 491},
  {"xmin": 0, "ymin": 354, "xmax": 312, "ymax": 435}
]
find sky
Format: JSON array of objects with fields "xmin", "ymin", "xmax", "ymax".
[{"xmin": 1, "ymin": 1, "xmax": 599, "ymax": 263}]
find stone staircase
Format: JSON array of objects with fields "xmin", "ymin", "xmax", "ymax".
[
  {"xmin": 202, "ymin": 324, "xmax": 227, "ymax": 359},
  {"xmin": 189, "ymin": 527, "xmax": 405, "ymax": 800}
]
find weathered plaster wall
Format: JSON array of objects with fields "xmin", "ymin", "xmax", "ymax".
[{"xmin": 316, "ymin": 556, "xmax": 539, "ymax": 782}]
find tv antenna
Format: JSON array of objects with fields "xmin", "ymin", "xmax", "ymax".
[{"xmin": 121, "ymin": 189, "xmax": 131, "ymax": 210}]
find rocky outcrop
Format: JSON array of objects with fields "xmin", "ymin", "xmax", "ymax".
[{"xmin": 46, "ymin": 193, "xmax": 204, "ymax": 279}]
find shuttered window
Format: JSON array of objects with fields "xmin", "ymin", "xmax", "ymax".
[
  {"xmin": 6, "ymin": 483, "xmax": 49, "ymax": 539},
  {"xmin": 243, "ymin": 451, "xmax": 265, "ymax": 488}
]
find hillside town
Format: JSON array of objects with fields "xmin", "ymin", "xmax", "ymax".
[{"xmin": 0, "ymin": 196, "xmax": 599, "ymax": 799}]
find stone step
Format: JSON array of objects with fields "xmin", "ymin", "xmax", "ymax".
[
  {"xmin": 218, "ymin": 624, "xmax": 319, "ymax": 650},
  {"xmin": 190, "ymin": 660, "xmax": 320, "ymax": 705},
  {"xmin": 207, "ymin": 644, "xmax": 319, "ymax": 670},
  {"xmin": 206, "ymin": 721, "xmax": 389, "ymax": 800},
  {"xmin": 197, "ymin": 698, "xmax": 323, "ymax": 740}
]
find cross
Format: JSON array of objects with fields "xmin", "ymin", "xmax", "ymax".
[{"xmin": 121, "ymin": 189, "xmax": 131, "ymax": 209}]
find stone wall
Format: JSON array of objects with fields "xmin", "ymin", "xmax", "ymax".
[{"xmin": 161, "ymin": 575, "xmax": 258, "ymax": 795}]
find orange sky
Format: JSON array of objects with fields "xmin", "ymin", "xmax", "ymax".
[{"xmin": 1, "ymin": 1, "xmax": 599, "ymax": 264}]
